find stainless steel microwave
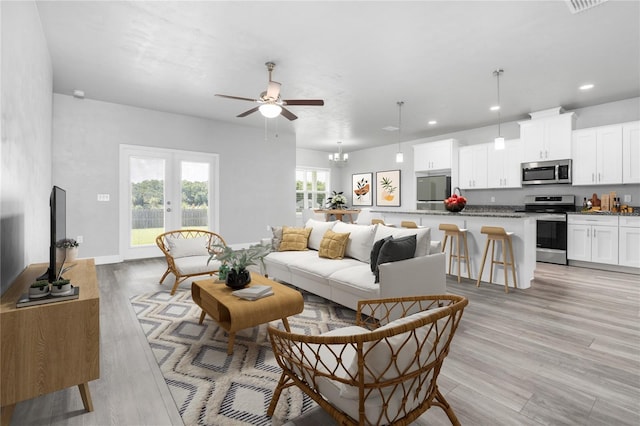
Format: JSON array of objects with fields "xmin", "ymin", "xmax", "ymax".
[{"xmin": 521, "ymin": 159, "xmax": 572, "ymax": 185}]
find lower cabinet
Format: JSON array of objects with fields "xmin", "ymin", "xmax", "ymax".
[
  {"xmin": 567, "ymin": 215, "xmax": 619, "ymax": 265},
  {"xmin": 619, "ymin": 216, "xmax": 640, "ymax": 267}
]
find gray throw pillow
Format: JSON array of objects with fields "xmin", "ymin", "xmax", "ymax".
[
  {"xmin": 375, "ymin": 235, "xmax": 416, "ymax": 283},
  {"xmin": 370, "ymin": 236, "xmax": 392, "ymax": 272},
  {"xmin": 271, "ymin": 226, "xmax": 283, "ymax": 251}
]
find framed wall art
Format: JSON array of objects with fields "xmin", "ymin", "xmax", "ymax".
[
  {"xmin": 376, "ymin": 170, "xmax": 401, "ymax": 207},
  {"xmin": 351, "ymin": 172, "xmax": 373, "ymax": 206}
]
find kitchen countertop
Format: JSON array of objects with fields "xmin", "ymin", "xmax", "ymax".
[{"xmin": 372, "ymin": 206, "xmax": 640, "ymax": 218}]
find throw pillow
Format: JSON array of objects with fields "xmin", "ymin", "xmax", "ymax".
[
  {"xmin": 332, "ymin": 222, "xmax": 377, "ymax": 262},
  {"xmin": 305, "ymin": 219, "xmax": 336, "ymax": 250},
  {"xmin": 166, "ymin": 236, "xmax": 209, "ymax": 258},
  {"xmin": 318, "ymin": 230, "xmax": 351, "ymax": 259},
  {"xmin": 370, "ymin": 236, "xmax": 392, "ymax": 272},
  {"xmin": 271, "ymin": 226, "xmax": 283, "ymax": 251},
  {"xmin": 279, "ymin": 226, "xmax": 312, "ymax": 251},
  {"xmin": 374, "ymin": 234, "xmax": 416, "ymax": 283}
]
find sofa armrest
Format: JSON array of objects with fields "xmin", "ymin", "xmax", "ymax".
[
  {"xmin": 378, "ymin": 253, "xmax": 446, "ymax": 300},
  {"xmin": 429, "ymin": 240, "xmax": 442, "ymax": 255}
]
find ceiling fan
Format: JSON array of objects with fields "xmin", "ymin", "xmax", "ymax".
[{"xmin": 215, "ymin": 62, "xmax": 324, "ymax": 121}]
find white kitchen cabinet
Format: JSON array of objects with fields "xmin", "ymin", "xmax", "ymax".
[
  {"xmin": 567, "ymin": 215, "xmax": 618, "ymax": 265},
  {"xmin": 619, "ymin": 216, "xmax": 640, "ymax": 268},
  {"xmin": 487, "ymin": 139, "xmax": 523, "ymax": 188},
  {"xmin": 622, "ymin": 121, "xmax": 640, "ymax": 184},
  {"xmin": 458, "ymin": 144, "xmax": 487, "ymax": 189},
  {"xmin": 520, "ymin": 112, "xmax": 575, "ymax": 162},
  {"xmin": 413, "ymin": 139, "xmax": 458, "ymax": 172},
  {"xmin": 572, "ymin": 124, "xmax": 623, "ymax": 185}
]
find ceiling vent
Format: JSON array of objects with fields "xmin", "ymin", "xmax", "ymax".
[{"xmin": 565, "ymin": 0, "xmax": 608, "ymax": 14}]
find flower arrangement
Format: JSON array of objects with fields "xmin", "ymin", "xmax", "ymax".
[
  {"xmin": 326, "ymin": 191, "xmax": 348, "ymax": 209},
  {"xmin": 208, "ymin": 243, "xmax": 272, "ymax": 276},
  {"xmin": 55, "ymin": 238, "xmax": 80, "ymax": 249}
]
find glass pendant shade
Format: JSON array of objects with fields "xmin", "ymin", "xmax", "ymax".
[
  {"xmin": 259, "ymin": 103, "xmax": 282, "ymax": 118},
  {"xmin": 494, "ymin": 136, "xmax": 505, "ymax": 150},
  {"xmin": 396, "ymin": 151, "xmax": 404, "ymax": 163}
]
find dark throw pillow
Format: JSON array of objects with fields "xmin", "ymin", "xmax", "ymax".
[
  {"xmin": 370, "ymin": 236, "xmax": 392, "ymax": 272},
  {"xmin": 374, "ymin": 235, "xmax": 417, "ymax": 283}
]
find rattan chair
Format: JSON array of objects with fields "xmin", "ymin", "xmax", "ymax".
[
  {"xmin": 267, "ymin": 294, "xmax": 468, "ymax": 425},
  {"xmin": 155, "ymin": 229, "xmax": 226, "ymax": 295}
]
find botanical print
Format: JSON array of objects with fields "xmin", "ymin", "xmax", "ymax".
[
  {"xmin": 352, "ymin": 173, "xmax": 372, "ymax": 206},
  {"xmin": 376, "ymin": 170, "xmax": 401, "ymax": 206}
]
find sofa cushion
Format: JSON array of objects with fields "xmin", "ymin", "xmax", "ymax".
[
  {"xmin": 279, "ymin": 226, "xmax": 312, "ymax": 251},
  {"xmin": 375, "ymin": 235, "xmax": 416, "ymax": 283},
  {"xmin": 305, "ymin": 219, "xmax": 336, "ymax": 250},
  {"xmin": 319, "ymin": 230, "xmax": 351, "ymax": 259},
  {"xmin": 374, "ymin": 225, "xmax": 431, "ymax": 257},
  {"xmin": 370, "ymin": 236, "xmax": 392, "ymax": 272},
  {"xmin": 332, "ymin": 222, "xmax": 377, "ymax": 262},
  {"xmin": 271, "ymin": 226, "xmax": 283, "ymax": 251},
  {"xmin": 166, "ymin": 236, "xmax": 209, "ymax": 258}
]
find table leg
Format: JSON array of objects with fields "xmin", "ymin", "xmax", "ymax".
[
  {"xmin": 282, "ymin": 317, "xmax": 291, "ymax": 332},
  {"xmin": 199, "ymin": 310, "xmax": 206, "ymax": 324},
  {"xmin": 1, "ymin": 404, "xmax": 15, "ymax": 426},
  {"xmin": 78, "ymin": 382, "xmax": 94, "ymax": 412},
  {"xmin": 227, "ymin": 332, "xmax": 236, "ymax": 355}
]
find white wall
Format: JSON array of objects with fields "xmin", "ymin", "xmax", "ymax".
[
  {"xmin": 335, "ymin": 98, "xmax": 640, "ymax": 209},
  {"xmin": 53, "ymin": 95, "xmax": 296, "ymax": 261},
  {"xmin": 0, "ymin": 1, "xmax": 53, "ymax": 294}
]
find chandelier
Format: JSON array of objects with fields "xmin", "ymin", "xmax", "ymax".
[{"xmin": 329, "ymin": 141, "xmax": 349, "ymax": 165}]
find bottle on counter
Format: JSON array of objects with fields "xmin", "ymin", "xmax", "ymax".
[{"xmin": 582, "ymin": 197, "xmax": 588, "ymax": 211}]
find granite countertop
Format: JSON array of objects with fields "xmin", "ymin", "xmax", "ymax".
[
  {"xmin": 371, "ymin": 208, "xmax": 529, "ymax": 219},
  {"xmin": 567, "ymin": 210, "xmax": 640, "ymax": 217}
]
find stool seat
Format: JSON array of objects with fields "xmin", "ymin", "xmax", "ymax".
[
  {"xmin": 476, "ymin": 226, "xmax": 517, "ymax": 293},
  {"xmin": 439, "ymin": 223, "xmax": 471, "ymax": 283},
  {"xmin": 401, "ymin": 220, "xmax": 418, "ymax": 228}
]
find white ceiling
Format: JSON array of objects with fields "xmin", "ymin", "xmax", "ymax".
[{"xmin": 36, "ymin": 1, "xmax": 640, "ymax": 153}]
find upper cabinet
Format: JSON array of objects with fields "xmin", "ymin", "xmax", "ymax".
[
  {"xmin": 413, "ymin": 139, "xmax": 459, "ymax": 172},
  {"xmin": 572, "ymin": 124, "xmax": 623, "ymax": 185},
  {"xmin": 622, "ymin": 121, "xmax": 640, "ymax": 184},
  {"xmin": 487, "ymin": 139, "xmax": 523, "ymax": 188},
  {"xmin": 520, "ymin": 109, "xmax": 575, "ymax": 162},
  {"xmin": 459, "ymin": 144, "xmax": 488, "ymax": 189}
]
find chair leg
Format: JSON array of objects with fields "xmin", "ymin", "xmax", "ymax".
[
  {"xmin": 267, "ymin": 373, "xmax": 289, "ymax": 417},
  {"xmin": 159, "ymin": 268, "xmax": 171, "ymax": 284},
  {"xmin": 434, "ymin": 388, "xmax": 461, "ymax": 426},
  {"xmin": 476, "ymin": 239, "xmax": 490, "ymax": 288},
  {"xmin": 170, "ymin": 276, "xmax": 186, "ymax": 295}
]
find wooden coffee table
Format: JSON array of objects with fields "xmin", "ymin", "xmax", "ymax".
[{"xmin": 192, "ymin": 272, "xmax": 304, "ymax": 354}]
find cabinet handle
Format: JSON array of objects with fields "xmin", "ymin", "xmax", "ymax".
[
  {"xmin": 592, "ymin": 173, "xmax": 595, "ymax": 183},
  {"xmin": 598, "ymin": 173, "xmax": 601, "ymax": 182},
  {"xmin": 587, "ymin": 228, "xmax": 590, "ymax": 238}
]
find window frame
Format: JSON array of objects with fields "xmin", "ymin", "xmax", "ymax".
[{"xmin": 296, "ymin": 166, "xmax": 331, "ymax": 214}]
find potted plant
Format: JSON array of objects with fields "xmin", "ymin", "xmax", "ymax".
[
  {"xmin": 51, "ymin": 278, "xmax": 72, "ymax": 295},
  {"xmin": 326, "ymin": 191, "xmax": 347, "ymax": 210},
  {"xmin": 55, "ymin": 238, "xmax": 80, "ymax": 262},
  {"xmin": 29, "ymin": 279, "xmax": 50, "ymax": 298},
  {"xmin": 208, "ymin": 244, "xmax": 271, "ymax": 289}
]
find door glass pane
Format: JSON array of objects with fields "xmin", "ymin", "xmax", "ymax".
[
  {"xmin": 181, "ymin": 161, "xmax": 209, "ymax": 230},
  {"xmin": 130, "ymin": 157, "xmax": 165, "ymax": 246}
]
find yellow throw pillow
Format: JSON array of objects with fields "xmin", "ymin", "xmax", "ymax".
[
  {"xmin": 318, "ymin": 229, "xmax": 351, "ymax": 259},
  {"xmin": 279, "ymin": 226, "xmax": 312, "ymax": 251}
]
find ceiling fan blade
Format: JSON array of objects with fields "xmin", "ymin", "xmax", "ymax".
[
  {"xmin": 237, "ymin": 106, "xmax": 260, "ymax": 118},
  {"xmin": 215, "ymin": 94, "xmax": 258, "ymax": 102},
  {"xmin": 266, "ymin": 81, "xmax": 281, "ymax": 100},
  {"xmin": 280, "ymin": 107, "xmax": 298, "ymax": 121},
  {"xmin": 282, "ymin": 99, "xmax": 325, "ymax": 106}
]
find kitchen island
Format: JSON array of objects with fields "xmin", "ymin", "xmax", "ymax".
[{"xmin": 371, "ymin": 209, "xmax": 537, "ymax": 289}]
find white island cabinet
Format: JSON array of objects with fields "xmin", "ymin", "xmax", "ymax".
[
  {"xmin": 619, "ymin": 216, "xmax": 640, "ymax": 268},
  {"xmin": 567, "ymin": 215, "xmax": 619, "ymax": 265}
]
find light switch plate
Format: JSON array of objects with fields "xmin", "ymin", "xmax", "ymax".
[
  {"xmin": 97, "ymin": 193, "xmax": 110, "ymax": 202},
  {"xmin": 624, "ymin": 194, "xmax": 631, "ymax": 203}
]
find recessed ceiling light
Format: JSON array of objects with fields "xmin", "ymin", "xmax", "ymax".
[
  {"xmin": 73, "ymin": 89, "xmax": 85, "ymax": 99},
  {"xmin": 490, "ymin": 105, "xmax": 500, "ymax": 111},
  {"xmin": 579, "ymin": 84, "xmax": 594, "ymax": 91},
  {"xmin": 382, "ymin": 126, "xmax": 399, "ymax": 132},
  {"xmin": 428, "ymin": 120, "xmax": 437, "ymax": 125}
]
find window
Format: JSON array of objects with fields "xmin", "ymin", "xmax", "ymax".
[{"xmin": 296, "ymin": 167, "xmax": 330, "ymax": 213}]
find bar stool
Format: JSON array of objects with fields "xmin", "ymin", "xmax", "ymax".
[
  {"xmin": 401, "ymin": 220, "xmax": 418, "ymax": 228},
  {"xmin": 438, "ymin": 223, "xmax": 471, "ymax": 283},
  {"xmin": 476, "ymin": 226, "xmax": 517, "ymax": 293},
  {"xmin": 371, "ymin": 219, "xmax": 385, "ymax": 225}
]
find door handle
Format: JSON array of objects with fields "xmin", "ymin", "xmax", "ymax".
[{"xmin": 166, "ymin": 208, "xmax": 172, "ymax": 212}]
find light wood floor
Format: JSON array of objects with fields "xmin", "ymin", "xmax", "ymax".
[{"xmin": 10, "ymin": 259, "xmax": 640, "ymax": 425}]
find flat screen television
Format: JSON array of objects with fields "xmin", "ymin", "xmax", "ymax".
[{"xmin": 44, "ymin": 186, "xmax": 66, "ymax": 282}]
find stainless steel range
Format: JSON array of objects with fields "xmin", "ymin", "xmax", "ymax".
[{"xmin": 523, "ymin": 195, "xmax": 576, "ymax": 265}]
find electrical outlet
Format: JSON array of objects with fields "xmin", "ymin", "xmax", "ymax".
[
  {"xmin": 97, "ymin": 193, "xmax": 110, "ymax": 202},
  {"xmin": 624, "ymin": 194, "xmax": 631, "ymax": 203},
  {"xmin": 490, "ymin": 196, "xmax": 496, "ymax": 203},
  {"xmin": 76, "ymin": 235, "xmax": 84, "ymax": 244}
]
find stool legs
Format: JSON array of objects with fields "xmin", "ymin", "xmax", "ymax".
[
  {"xmin": 477, "ymin": 235, "xmax": 517, "ymax": 293},
  {"xmin": 442, "ymin": 231, "xmax": 470, "ymax": 283}
]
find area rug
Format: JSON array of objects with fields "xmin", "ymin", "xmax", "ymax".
[{"xmin": 130, "ymin": 287, "xmax": 357, "ymax": 425}]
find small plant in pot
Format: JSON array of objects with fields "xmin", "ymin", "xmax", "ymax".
[
  {"xmin": 51, "ymin": 278, "xmax": 72, "ymax": 295},
  {"xmin": 208, "ymin": 244, "xmax": 271, "ymax": 290},
  {"xmin": 29, "ymin": 279, "xmax": 50, "ymax": 298},
  {"xmin": 55, "ymin": 238, "xmax": 80, "ymax": 262}
]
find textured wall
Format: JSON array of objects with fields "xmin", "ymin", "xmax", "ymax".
[{"xmin": 0, "ymin": 2, "xmax": 53, "ymax": 294}]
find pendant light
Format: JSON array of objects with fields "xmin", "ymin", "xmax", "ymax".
[
  {"xmin": 493, "ymin": 69, "xmax": 505, "ymax": 150},
  {"xmin": 328, "ymin": 141, "xmax": 348, "ymax": 165},
  {"xmin": 395, "ymin": 101, "xmax": 405, "ymax": 163}
]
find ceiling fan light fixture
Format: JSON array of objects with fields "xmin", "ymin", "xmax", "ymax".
[{"xmin": 259, "ymin": 103, "xmax": 282, "ymax": 118}]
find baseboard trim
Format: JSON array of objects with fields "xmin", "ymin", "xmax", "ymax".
[{"xmin": 94, "ymin": 255, "xmax": 124, "ymax": 265}]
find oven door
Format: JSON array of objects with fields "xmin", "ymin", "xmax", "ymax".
[{"xmin": 536, "ymin": 215, "xmax": 567, "ymax": 264}]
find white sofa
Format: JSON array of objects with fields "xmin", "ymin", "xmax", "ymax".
[{"xmin": 264, "ymin": 219, "xmax": 446, "ymax": 311}]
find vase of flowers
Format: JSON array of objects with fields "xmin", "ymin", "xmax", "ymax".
[
  {"xmin": 326, "ymin": 191, "xmax": 347, "ymax": 209},
  {"xmin": 55, "ymin": 238, "xmax": 80, "ymax": 262}
]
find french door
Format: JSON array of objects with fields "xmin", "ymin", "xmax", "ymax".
[{"xmin": 119, "ymin": 145, "xmax": 219, "ymax": 259}]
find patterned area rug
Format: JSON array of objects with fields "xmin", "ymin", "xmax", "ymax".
[{"xmin": 130, "ymin": 287, "xmax": 357, "ymax": 425}]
